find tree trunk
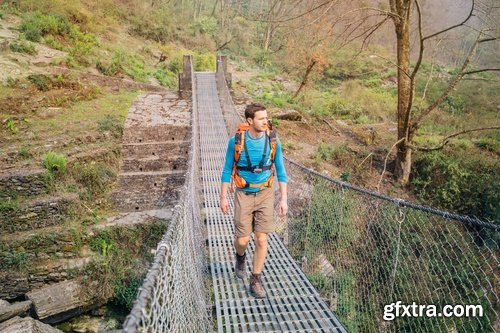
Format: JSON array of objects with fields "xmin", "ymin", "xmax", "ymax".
[
  {"xmin": 293, "ymin": 59, "xmax": 317, "ymax": 98},
  {"xmin": 394, "ymin": 5, "xmax": 412, "ymax": 185}
]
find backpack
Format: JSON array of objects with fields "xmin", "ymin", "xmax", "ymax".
[{"xmin": 230, "ymin": 121, "xmax": 277, "ymax": 192}]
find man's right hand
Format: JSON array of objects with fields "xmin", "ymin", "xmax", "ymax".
[{"xmin": 220, "ymin": 196, "xmax": 229, "ymax": 214}]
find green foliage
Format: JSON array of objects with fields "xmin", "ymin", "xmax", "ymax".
[
  {"xmin": 4, "ymin": 251, "xmax": 29, "ymax": 270},
  {"xmin": 5, "ymin": 76, "xmax": 19, "ymax": 87},
  {"xmin": 27, "ymin": 74, "xmax": 51, "ymax": 91},
  {"xmin": 475, "ymin": 137, "xmax": 499, "ymax": 153},
  {"xmin": 340, "ymin": 170, "xmax": 351, "ymax": 182},
  {"xmin": 193, "ymin": 53, "xmax": 215, "ymax": 71},
  {"xmin": 154, "ymin": 69, "xmax": 177, "ymax": 88},
  {"xmin": 0, "ymin": 198, "xmax": 18, "ymax": 213},
  {"xmin": 9, "ymin": 40, "xmax": 37, "ymax": 55},
  {"xmin": 97, "ymin": 50, "xmax": 149, "ymax": 81},
  {"xmin": 44, "ymin": 35, "xmax": 64, "ymax": 50},
  {"xmin": 128, "ymin": 6, "xmax": 174, "ymax": 43},
  {"xmin": 42, "ymin": 151, "xmax": 67, "ymax": 174},
  {"xmin": 412, "ymin": 151, "xmax": 499, "ymax": 220},
  {"xmin": 254, "ymin": 50, "xmax": 273, "ymax": 69},
  {"xmin": 191, "ymin": 16, "xmax": 218, "ymax": 35},
  {"xmin": 113, "ymin": 277, "xmax": 143, "ymax": 310},
  {"xmin": 314, "ymin": 143, "xmax": 349, "ymax": 164},
  {"xmin": 314, "ymin": 143, "xmax": 335, "ymax": 161},
  {"xmin": 5, "ymin": 119, "xmax": 18, "ymax": 134},
  {"xmin": 270, "ymin": 118, "xmax": 280, "ymax": 127},
  {"xmin": 167, "ymin": 56, "xmax": 183, "ymax": 74},
  {"xmin": 97, "ymin": 114, "xmax": 124, "ymax": 138},
  {"xmin": 443, "ymin": 95, "xmax": 465, "ymax": 115},
  {"xmin": 20, "ymin": 11, "xmax": 71, "ymax": 42},
  {"xmin": 71, "ymin": 162, "xmax": 116, "ymax": 199}
]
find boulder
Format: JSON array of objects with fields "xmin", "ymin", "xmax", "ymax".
[
  {"xmin": 0, "ymin": 316, "xmax": 63, "ymax": 333},
  {"xmin": 273, "ymin": 110, "xmax": 302, "ymax": 121},
  {"xmin": 26, "ymin": 278, "xmax": 101, "ymax": 324},
  {"xmin": 0, "ymin": 300, "xmax": 32, "ymax": 322}
]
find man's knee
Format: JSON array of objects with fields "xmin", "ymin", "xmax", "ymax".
[
  {"xmin": 254, "ymin": 233, "xmax": 268, "ymax": 248},
  {"xmin": 235, "ymin": 236, "xmax": 250, "ymax": 247}
]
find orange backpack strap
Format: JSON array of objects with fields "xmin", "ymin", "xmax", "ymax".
[
  {"xmin": 268, "ymin": 129, "xmax": 277, "ymax": 162},
  {"xmin": 233, "ymin": 131, "xmax": 245, "ymax": 163}
]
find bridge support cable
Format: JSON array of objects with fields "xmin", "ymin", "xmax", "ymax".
[
  {"xmin": 122, "ymin": 56, "xmax": 210, "ymax": 333},
  {"xmin": 216, "ymin": 61, "xmax": 499, "ymax": 333},
  {"xmin": 196, "ymin": 72, "xmax": 347, "ymax": 332}
]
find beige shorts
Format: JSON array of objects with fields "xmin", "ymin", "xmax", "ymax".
[{"xmin": 234, "ymin": 187, "xmax": 274, "ymax": 237}]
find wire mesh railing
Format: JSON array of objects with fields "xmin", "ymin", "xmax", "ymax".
[
  {"xmin": 216, "ymin": 59, "xmax": 499, "ymax": 333},
  {"xmin": 122, "ymin": 56, "xmax": 210, "ymax": 333}
]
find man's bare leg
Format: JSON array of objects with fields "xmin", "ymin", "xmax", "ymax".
[
  {"xmin": 252, "ymin": 232, "xmax": 268, "ymax": 274},
  {"xmin": 234, "ymin": 236, "xmax": 250, "ymax": 256}
]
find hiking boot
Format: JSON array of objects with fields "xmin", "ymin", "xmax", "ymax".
[
  {"xmin": 249, "ymin": 273, "xmax": 266, "ymax": 298},
  {"xmin": 235, "ymin": 253, "xmax": 247, "ymax": 279}
]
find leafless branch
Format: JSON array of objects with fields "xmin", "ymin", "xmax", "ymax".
[
  {"xmin": 243, "ymin": 0, "xmax": 334, "ymax": 24},
  {"xmin": 422, "ymin": 0, "xmax": 475, "ymax": 41},
  {"xmin": 410, "ymin": 126, "xmax": 500, "ymax": 151},
  {"xmin": 377, "ymin": 137, "xmax": 405, "ymax": 193},
  {"xmin": 463, "ymin": 68, "xmax": 500, "ymax": 75},
  {"xmin": 411, "ymin": 32, "xmax": 484, "ymax": 131}
]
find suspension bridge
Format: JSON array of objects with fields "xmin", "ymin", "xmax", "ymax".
[{"xmin": 122, "ymin": 56, "xmax": 499, "ymax": 333}]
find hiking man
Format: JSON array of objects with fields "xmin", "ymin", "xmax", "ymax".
[{"xmin": 220, "ymin": 103, "xmax": 288, "ymax": 298}]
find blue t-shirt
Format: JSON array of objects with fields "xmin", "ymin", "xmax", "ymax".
[{"xmin": 221, "ymin": 131, "xmax": 288, "ymax": 192}]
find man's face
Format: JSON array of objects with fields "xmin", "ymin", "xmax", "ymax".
[{"xmin": 248, "ymin": 110, "xmax": 268, "ymax": 132}]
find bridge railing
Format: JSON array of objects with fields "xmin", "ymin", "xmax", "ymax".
[
  {"xmin": 216, "ymin": 59, "xmax": 499, "ymax": 333},
  {"xmin": 123, "ymin": 55, "xmax": 210, "ymax": 333}
]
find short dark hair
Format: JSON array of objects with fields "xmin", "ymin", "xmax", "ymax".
[{"xmin": 244, "ymin": 103, "xmax": 266, "ymax": 120}]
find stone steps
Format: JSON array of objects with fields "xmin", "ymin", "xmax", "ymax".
[
  {"xmin": 121, "ymin": 141, "xmax": 190, "ymax": 159},
  {"xmin": 111, "ymin": 92, "xmax": 192, "ymax": 213},
  {"xmin": 122, "ymin": 125, "xmax": 190, "ymax": 144},
  {"xmin": 0, "ymin": 193, "xmax": 78, "ymax": 235},
  {"xmin": 120, "ymin": 155, "xmax": 188, "ymax": 172}
]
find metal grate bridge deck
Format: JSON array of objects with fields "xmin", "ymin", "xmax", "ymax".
[{"xmin": 195, "ymin": 73, "xmax": 346, "ymax": 333}]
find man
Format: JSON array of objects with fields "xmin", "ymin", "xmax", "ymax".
[{"xmin": 220, "ymin": 103, "xmax": 288, "ymax": 298}]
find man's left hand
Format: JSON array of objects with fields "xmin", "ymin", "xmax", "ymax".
[{"xmin": 279, "ymin": 199, "xmax": 288, "ymax": 217}]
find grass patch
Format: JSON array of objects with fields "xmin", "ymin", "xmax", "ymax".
[
  {"xmin": 0, "ymin": 198, "xmax": 19, "ymax": 213},
  {"xmin": 97, "ymin": 114, "xmax": 124, "ymax": 138},
  {"xmin": 4, "ymin": 251, "xmax": 29, "ymax": 270},
  {"xmin": 71, "ymin": 162, "xmax": 116, "ymax": 200},
  {"xmin": 42, "ymin": 151, "xmax": 67, "ymax": 174},
  {"xmin": 9, "ymin": 39, "xmax": 37, "ymax": 55}
]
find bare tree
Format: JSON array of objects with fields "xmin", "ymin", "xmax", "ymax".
[{"xmin": 381, "ymin": 0, "xmax": 499, "ymax": 185}]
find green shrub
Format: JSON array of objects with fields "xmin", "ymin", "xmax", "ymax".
[
  {"xmin": 42, "ymin": 151, "xmax": 67, "ymax": 174},
  {"xmin": 154, "ymin": 69, "xmax": 177, "ymax": 88},
  {"xmin": 27, "ymin": 74, "xmax": 52, "ymax": 91},
  {"xmin": 254, "ymin": 50, "xmax": 273, "ymax": 69},
  {"xmin": 20, "ymin": 11, "xmax": 71, "ymax": 42},
  {"xmin": 44, "ymin": 35, "xmax": 64, "ymax": 50},
  {"xmin": 113, "ymin": 277, "xmax": 143, "ymax": 310},
  {"xmin": 475, "ymin": 137, "xmax": 499, "ymax": 153},
  {"xmin": 194, "ymin": 53, "xmax": 215, "ymax": 71},
  {"xmin": 191, "ymin": 16, "xmax": 218, "ymax": 35},
  {"xmin": 4, "ymin": 251, "xmax": 29, "ymax": 270},
  {"xmin": 412, "ymin": 151, "xmax": 499, "ymax": 220},
  {"xmin": 72, "ymin": 162, "xmax": 116, "ymax": 198},
  {"xmin": 314, "ymin": 143, "xmax": 335, "ymax": 161},
  {"xmin": 97, "ymin": 115, "xmax": 123, "ymax": 138},
  {"xmin": 340, "ymin": 170, "xmax": 351, "ymax": 182},
  {"xmin": 0, "ymin": 199, "xmax": 18, "ymax": 213},
  {"xmin": 5, "ymin": 119, "xmax": 18, "ymax": 134},
  {"xmin": 168, "ymin": 56, "xmax": 183, "ymax": 73},
  {"xmin": 9, "ymin": 40, "xmax": 37, "ymax": 55},
  {"xmin": 96, "ymin": 58, "xmax": 121, "ymax": 76}
]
